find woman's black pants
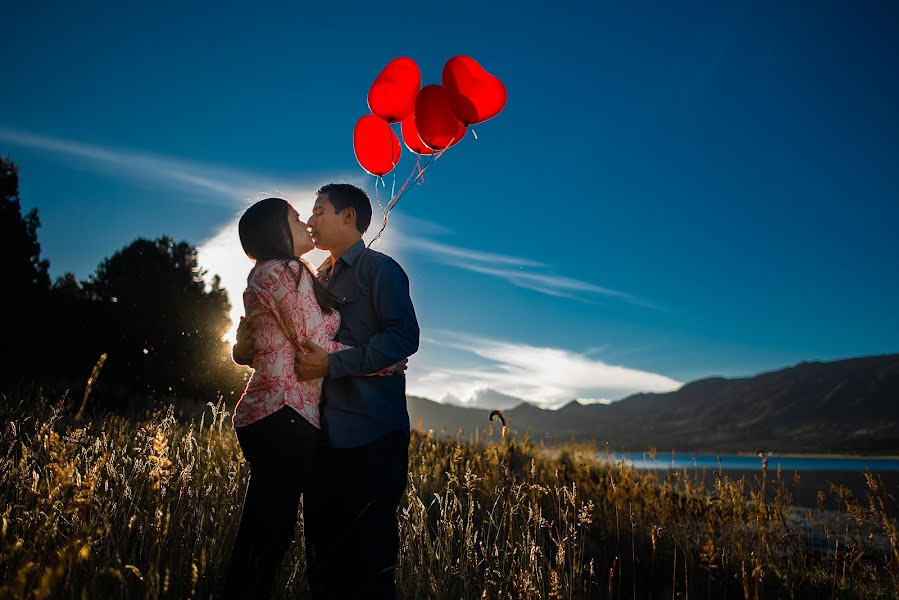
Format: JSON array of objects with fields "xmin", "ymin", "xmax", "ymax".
[{"xmin": 224, "ymin": 406, "xmax": 318, "ymax": 600}]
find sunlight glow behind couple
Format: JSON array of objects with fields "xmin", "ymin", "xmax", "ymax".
[
  {"xmin": 196, "ymin": 190, "xmax": 681, "ymax": 409},
  {"xmin": 197, "ymin": 190, "xmax": 399, "ymax": 345}
]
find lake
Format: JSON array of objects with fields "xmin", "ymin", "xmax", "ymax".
[
  {"xmin": 596, "ymin": 452, "xmax": 899, "ymax": 512},
  {"xmin": 604, "ymin": 453, "xmax": 899, "ymax": 472}
]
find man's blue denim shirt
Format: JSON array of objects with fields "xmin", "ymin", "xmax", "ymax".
[{"xmin": 319, "ymin": 240, "xmax": 420, "ymax": 448}]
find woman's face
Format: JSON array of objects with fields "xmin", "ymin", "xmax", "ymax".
[{"xmin": 288, "ymin": 205, "xmax": 314, "ymax": 255}]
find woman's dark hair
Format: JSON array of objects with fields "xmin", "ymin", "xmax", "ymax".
[{"xmin": 238, "ymin": 197, "xmax": 338, "ymax": 314}]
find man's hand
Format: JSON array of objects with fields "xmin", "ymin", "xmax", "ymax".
[
  {"xmin": 232, "ymin": 317, "xmax": 257, "ymax": 366},
  {"xmin": 295, "ymin": 340, "xmax": 330, "ymax": 381}
]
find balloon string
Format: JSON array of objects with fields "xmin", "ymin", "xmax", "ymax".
[
  {"xmin": 472, "ymin": 127, "xmax": 479, "ymax": 140},
  {"xmin": 418, "ymin": 154, "xmax": 436, "ymax": 182},
  {"xmin": 390, "ymin": 153, "xmax": 435, "ymax": 213},
  {"xmin": 395, "ymin": 154, "xmax": 432, "ymax": 206},
  {"xmin": 415, "ymin": 155, "xmax": 426, "ymax": 185},
  {"xmin": 369, "ymin": 213, "xmax": 390, "ymax": 247},
  {"xmin": 367, "ymin": 153, "xmax": 439, "ymax": 248},
  {"xmin": 398, "ymin": 155, "xmax": 426, "ymax": 200},
  {"xmin": 374, "ymin": 175, "xmax": 383, "ymax": 213},
  {"xmin": 400, "ymin": 154, "xmax": 423, "ymax": 191},
  {"xmin": 391, "ymin": 123, "xmax": 400, "ymax": 170},
  {"xmin": 389, "ymin": 153, "xmax": 425, "ymax": 211},
  {"xmin": 432, "ymin": 139, "xmax": 454, "ymax": 162}
]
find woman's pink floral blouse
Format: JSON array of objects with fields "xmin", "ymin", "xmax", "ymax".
[{"xmin": 233, "ymin": 259, "xmax": 344, "ymax": 429}]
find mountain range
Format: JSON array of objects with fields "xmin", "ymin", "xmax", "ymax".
[{"xmin": 406, "ymin": 353, "xmax": 899, "ymax": 453}]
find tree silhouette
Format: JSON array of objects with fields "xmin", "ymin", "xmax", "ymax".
[
  {"xmin": 0, "ymin": 157, "xmax": 50, "ymax": 378},
  {"xmin": 0, "ymin": 158, "xmax": 50, "ymax": 291},
  {"xmin": 84, "ymin": 236, "xmax": 245, "ymax": 400},
  {"xmin": 1, "ymin": 156, "xmax": 246, "ymax": 407}
]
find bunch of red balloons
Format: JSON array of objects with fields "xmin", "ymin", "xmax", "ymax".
[{"xmin": 353, "ymin": 56, "xmax": 507, "ymax": 177}]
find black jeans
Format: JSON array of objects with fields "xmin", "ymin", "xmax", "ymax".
[
  {"xmin": 224, "ymin": 407, "xmax": 319, "ymax": 600},
  {"xmin": 304, "ymin": 430, "xmax": 410, "ymax": 600}
]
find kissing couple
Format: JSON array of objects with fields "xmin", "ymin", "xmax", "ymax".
[{"xmin": 224, "ymin": 183, "xmax": 419, "ymax": 599}]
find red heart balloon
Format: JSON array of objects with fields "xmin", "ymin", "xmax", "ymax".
[
  {"xmin": 400, "ymin": 112, "xmax": 435, "ymax": 155},
  {"xmin": 414, "ymin": 85, "xmax": 467, "ymax": 151},
  {"xmin": 442, "ymin": 56, "xmax": 507, "ymax": 126},
  {"xmin": 367, "ymin": 57, "xmax": 421, "ymax": 124},
  {"xmin": 353, "ymin": 115, "xmax": 401, "ymax": 176}
]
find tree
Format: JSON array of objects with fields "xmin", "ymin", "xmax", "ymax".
[
  {"xmin": 0, "ymin": 157, "xmax": 50, "ymax": 378},
  {"xmin": 0, "ymin": 156, "xmax": 245, "ymax": 406},
  {"xmin": 84, "ymin": 236, "xmax": 245, "ymax": 400},
  {"xmin": 0, "ymin": 157, "xmax": 50, "ymax": 292}
]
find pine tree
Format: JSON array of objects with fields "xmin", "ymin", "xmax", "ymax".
[{"xmin": 0, "ymin": 157, "xmax": 50, "ymax": 379}]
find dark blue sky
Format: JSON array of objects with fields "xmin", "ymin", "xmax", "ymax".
[{"xmin": 3, "ymin": 1, "xmax": 898, "ymax": 406}]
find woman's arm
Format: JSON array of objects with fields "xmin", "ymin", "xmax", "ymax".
[
  {"xmin": 260, "ymin": 262, "xmax": 318, "ymax": 353},
  {"xmin": 326, "ymin": 340, "xmax": 351, "ymax": 353},
  {"xmin": 265, "ymin": 263, "xmax": 377, "ymax": 364}
]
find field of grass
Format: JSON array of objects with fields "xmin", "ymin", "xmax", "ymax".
[{"xmin": 1, "ymin": 391, "xmax": 898, "ymax": 599}]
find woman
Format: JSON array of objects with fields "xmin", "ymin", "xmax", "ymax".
[{"xmin": 224, "ymin": 197, "xmax": 393, "ymax": 599}]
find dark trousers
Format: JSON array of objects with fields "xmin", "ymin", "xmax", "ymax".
[
  {"xmin": 225, "ymin": 407, "xmax": 319, "ymax": 600},
  {"xmin": 304, "ymin": 431, "xmax": 410, "ymax": 600}
]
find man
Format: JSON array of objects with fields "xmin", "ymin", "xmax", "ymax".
[{"xmin": 234, "ymin": 183, "xmax": 419, "ymax": 599}]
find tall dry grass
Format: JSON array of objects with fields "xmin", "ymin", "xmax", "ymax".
[{"xmin": 1, "ymin": 391, "xmax": 897, "ymax": 599}]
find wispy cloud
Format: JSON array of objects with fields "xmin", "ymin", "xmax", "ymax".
[
  {"xmin": 2, "ymin": 127, "xmax": 660, "ymax": 356},
  {"xmin": 407, "ymin": 331, "xmax": 682, "ymax": 409},
  {"xmin": 395, "ymin": 229, "xmax": 658, "ymax": 308},
  {"xmin": 2, "ymin": 127, "xmax": 653, "ymax": 308},
  {"xmin": 399, "ymin": 235, "xmax": 545, "ymax": 268},
  {"xmin": 0, "ymin": 127, "xmax": 275, "ymax": 204},
  {"xmin": 0, "ymin": 127, "xmax": 378, "ymax": 342},
  {"xmin": 458, "ymin": 263, "xmax": 648, "ymax": 305}
]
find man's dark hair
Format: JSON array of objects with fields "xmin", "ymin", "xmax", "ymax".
[{"xmin": 317, "ymin": 183, "xmax": 372, "ymax": 234}]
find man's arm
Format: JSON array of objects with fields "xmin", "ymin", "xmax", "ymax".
[
  {"xmin": 295, "ymin": 342, "xmax": 408, "ymax": 380},
  {"xmin": 231, "ymin": 317, "xmax": 256, "ymax": 367},
  {"xmin": 329, "ymin": 257, "xmax": 419, "ymax": 378}
]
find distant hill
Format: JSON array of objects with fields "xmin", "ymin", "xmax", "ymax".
[{"xmin": 407, "ymin": 353, "xmax": 899, "ymax": 453}]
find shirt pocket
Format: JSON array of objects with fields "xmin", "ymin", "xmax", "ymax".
[
  {"xmin": 336, "ymin": 290, "xmax": 361, "ymax": 306},
  {"xmin": 335, "ymin": 290, "xmax": 374, "ymax": 334}
]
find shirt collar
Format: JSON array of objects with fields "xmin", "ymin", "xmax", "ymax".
[
  {"xmin": 338, "ymin": 239, "xmax": 366, "ymax": 266},
  {"xmin": 316, "ymin": 239, "xmax": 365, "ymax": 279}
]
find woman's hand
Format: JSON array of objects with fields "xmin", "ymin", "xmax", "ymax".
[
  {"xmin": 317, "ymin": 340, "xmax": 408, "ymax": 378},
  {"xmin": 297, "ymin": 343, "xmax": 408, "ymax": 379},
  {"xmin": 374, "ymin": 358, "xmax": 408, "ymax": 376}
]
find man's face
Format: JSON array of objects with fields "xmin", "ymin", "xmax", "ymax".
[{"xmin": 307, "ymin": 194, "xmax": 344, "ymax": 251}]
